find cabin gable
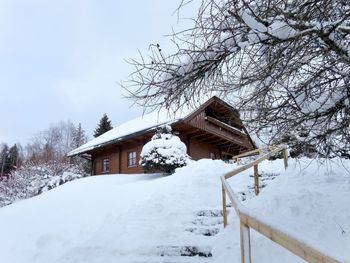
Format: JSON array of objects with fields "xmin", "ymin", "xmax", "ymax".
[{"xmin": 179, "ymin": 98, "xmax": 254, "ymax": 155}]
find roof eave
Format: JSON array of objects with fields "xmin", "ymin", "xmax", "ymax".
[{"xmin": 68, "ymin": 119, "xmax": 184, "ymax": 157}]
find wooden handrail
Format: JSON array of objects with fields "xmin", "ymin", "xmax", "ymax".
[
  {"xmin": 233, "ymin": 145, "xmax": 279, "ymax": 158},
  {"xmin": 226, "ymin": 145, "xmax": 287, "ymax": 179},
  {"xmin": 232, "ymin": 145, "xmax": 283, "ymax": 165},
  {"xmin": 221, "ymin": 145, "xmax": 342, "ymax": 263}
]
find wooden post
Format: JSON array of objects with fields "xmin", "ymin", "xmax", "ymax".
[
  {"xmin": 240, "ymin": 222, "xmax": 252, "ymax": 263},
  {"xmin": 283, "ymin": 148, "xmax": 289, "ymax": 169},
  {"xmin": 222, "ymin": 184, "xmax": 228, "ymax": 227},
  {"xmin": 254, "ymin": 164, "xmax": 259, "ymax": 195}
]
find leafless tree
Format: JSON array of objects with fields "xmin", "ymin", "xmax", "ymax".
[
  {"xmin": 126, "ymin": 0, "xmax": 350, "ymax": 157},
  {"xmin": 25, "ymin": 120, "xmax": 77, "ymax": 163}
]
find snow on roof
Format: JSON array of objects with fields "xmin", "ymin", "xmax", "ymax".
[{"xmin": 68, "ymin": 108, "xmax": 193, "ymax": 156}]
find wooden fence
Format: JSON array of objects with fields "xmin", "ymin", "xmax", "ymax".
[{"xmin": 221, "ymin": 145, "xmax": 342, "ymax": 263}]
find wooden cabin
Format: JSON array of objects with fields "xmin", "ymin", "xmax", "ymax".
[{"xmin": 68, "ymin": 96, "xmax": 256, "ymax": 175}]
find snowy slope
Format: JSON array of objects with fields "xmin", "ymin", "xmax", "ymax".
[
  {"xmin": 0, "ymin": 158, "xmax": 349, "ymax": 262},
  {"xmin": 0, "ymin": 160, "xmax": 234, "ymax": 263},
  {"xmin": 214, "ymin": 158, "xmax": 350, "ymax": 263}
]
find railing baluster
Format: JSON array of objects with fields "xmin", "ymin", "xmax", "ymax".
[
  {"xmin": 283, "ymin": 148, "xmax": 289, "ymax": 169},
  {"xmin": 222, "ymin": 184, "xmax": 228, "ymax": 227},
  {"xmin": 240, "ymin": 222, "xmax": 252, "ymax": 263},
  {"xmin": 254, "ymin": 164, "xmax": 259, "ymax": 195}
]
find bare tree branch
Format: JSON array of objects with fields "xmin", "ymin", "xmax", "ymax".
[{"xmin": 124, "ymin": 0, "xmax": 350, "ymax": 157}]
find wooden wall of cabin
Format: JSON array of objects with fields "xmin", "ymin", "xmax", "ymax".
[
  {"xmin": 92, "ymin": 137, "xmax": 222, "ymax": 175},
  {"xmin": 178, "ymin": 134, "xmax": 221, "ymax": 160},
  {"xmin": 92, "ymin": 142, "xmax": 145, "ymax": 175},
  {"xmin": 188, "ymin": 138, "xmax": 221, "ymax": 160},
  {"xmin": 119, "ymin": 143, "xmax": 144, "ymax": 174},
  {"xmin": 93, "ymin": 151, "xmax": 120, "ymax": 175}
]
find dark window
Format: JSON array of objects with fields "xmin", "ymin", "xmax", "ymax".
[
  {"xmin": 128, "ymin": 151, "xmax": 137, "ymax": 167},
  {"xmin": 103, "ymin": 158, "xmax": 110, "ymax": 172}
]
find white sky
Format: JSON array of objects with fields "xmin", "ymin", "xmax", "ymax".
[{"xmin": 0, "ymin": 0, "xmax": 197, "ymax": 145}]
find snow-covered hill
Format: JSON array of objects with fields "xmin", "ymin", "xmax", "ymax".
[{"xmin": 0, "ymin": 158, "xmax": 349, "ymax": 262}]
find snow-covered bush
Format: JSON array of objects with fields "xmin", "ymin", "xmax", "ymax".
[
  {"xmin": 270, "ymin": 127, "xmax": 318, "ymax": 159},
  {"xmin": 140, "ymin": 125, "xmax": 190, "ymax": 174},
  {"xmin": 0, "ymin": 162, "xmax": 87, "ymax": 207}
]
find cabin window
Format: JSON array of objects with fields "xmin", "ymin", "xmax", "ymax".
[
  {"xmin": 102, "ymin": 158, "xmax": 110, "ymax": 173},
  {"xmin": 128, "ymin": 151, "xmax": 137, "ymax": 167}
]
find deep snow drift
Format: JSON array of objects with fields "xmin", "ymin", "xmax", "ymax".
[
  {"xmin": 0, "ymin": 158, "xmax": 349, "ymax": 262},
  {"xmin": 215, "ymin": 158, "xmax": 350, "ymax": 263}
]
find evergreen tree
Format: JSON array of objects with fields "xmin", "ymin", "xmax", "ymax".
[
  {"xmin": 70, "ymin": 123, "xmax": 90, "ymax": 169},
  {"xmin": 8, "ymin": 144, "xmax": 19, "ymax": 169},
  {"xmin": 140, "ymin": 125, "xmax": 189, "ymax": 174},
  {"xmin": 271, "ymin": 128, "xmax": 318, "ymax": 160},
  {"xmin": 94, "ymin": 114, "xmax": 113, "ymax": 138},
  {"xmin": 71, "ymin": 123, "xmax": 87, "ymax": 149},
  {"xmin": 0, "ymin": 144, "xmax": 10, "ymax": 177}
]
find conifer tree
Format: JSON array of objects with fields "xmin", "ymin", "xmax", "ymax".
[
  {"xmin": 0, "ymin": 144, "xmax": 10, "ymax": 177},
  {"xmin": 140, "ymin": 125, "xmax": 189, "ymax": 174},
  {"xmin": 72, "ymin": 123, "xmax": 87, "ymax": 148},
  {"xmin": 8, "ymin": 144, "xmax": 19, "ymax": 169},
  {"xmin": 94, "ymin": 114, "xmax": 113, "ymax": 138}
]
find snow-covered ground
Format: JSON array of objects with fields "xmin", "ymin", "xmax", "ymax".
[
  {"xmin": 0, "ymin": 158, "xmax": 349, "ymax": 262},
  {"xmin": 216, "ymin": 158, "xmax": 350, "ymax": 263}
]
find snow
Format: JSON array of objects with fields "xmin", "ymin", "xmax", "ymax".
[
  {"xmin": 267, "ymin": 20, "xmax": 297, "ymax": 39},
  {"xmin": 0, "ymin": 159, "xmax": 233, "ymax": 263},
  {"xmin": 0, "ymin": 158, "xmax": 349, "ymax": 262},
  {"xmin": 140, "ymin": 125, "xmax": 189, "ymax": 167},
  {"xmin": 240, "ymin": 9, "xmax": 267, "ymax": 33},
  {"xmin": 214, "ymin": 158, "xmax": 350, "ymax": 262},
  {"xmin": 239, "ymin": 9, "xmax": 298, "ymax": 41},
  {"xmin": 68, "ymin": 107, "xmax": 193, "ymax": 156}
]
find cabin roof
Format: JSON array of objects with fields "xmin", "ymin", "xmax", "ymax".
[{"xmin": 68, "ymin": 96, "xmax": 243, "ymax": 156}]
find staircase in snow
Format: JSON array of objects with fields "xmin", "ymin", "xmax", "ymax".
[
  {"xmin": 136, "ymin": 172, "xmax": 280, "ymax": 262},
  {"xmin": 135, "ymin": 209, "xmax": 225, "ymax": 263},
  {"xmin": 239, "ymin": 171, "xmax": 280, "ymax": 201}
]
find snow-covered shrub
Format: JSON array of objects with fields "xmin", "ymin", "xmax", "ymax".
[
  {"xmin": 0, "ymin": 162, "xmax": 87, "ymax": 207},
  {"xmin": 140, "ymin": 125, "xmax": 190, "ymax": 174},
  {"xmin": 270, "ymin": 128, "xmax": 318, "ymax": 159}
]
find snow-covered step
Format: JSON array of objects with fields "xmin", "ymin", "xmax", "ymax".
[
  {"xmin": 260, "ymin": 172, "xmax": 279, "ymax": 182},
  {"xmin": 132, "ymin": 245, "xmax": 213, "ymax": 263},
  {"xmin": 183, "ymin": 209, "xmax": 225, "ymax": 237},
  {"xmin": 191, "ymin": 217, "xmax": 223, "ymax": 226},
  {"xmin": 238, "ymin": 171, "xmax": 281, "ymax": 201},
  {"xmin": 249, "ymin": 171, "xmax": 280, "ymax": 181},
  {"xmin": 134, "ymin": 255, "xmax": 213, "ymax": 263},
  {"xmin": 196, "ymin": 209, "xmax": 223, "ymax": 217},
  {"xmin": 154, "ymin": 245, "xmax": 212, "ymax": 257},
  {"xmin": 185, "ymin": 227, "xmax": 220, "ymax": 236}
]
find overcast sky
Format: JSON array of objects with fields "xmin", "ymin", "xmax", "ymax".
[{"xmin": 0, "ymin": 0, "xmax": 196, "ymax": 145}]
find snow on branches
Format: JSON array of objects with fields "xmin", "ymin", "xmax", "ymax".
[
  {"xmin": 140, "ymin": 125, "xmax": 190, "ymax": 174},
  {"xmin": 0, "ymin": 162, "xmax": 87, "ymax": 208},
  {"xmin": 126, "ymin": 0, "xmax": 350, "ymax": 157}
]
